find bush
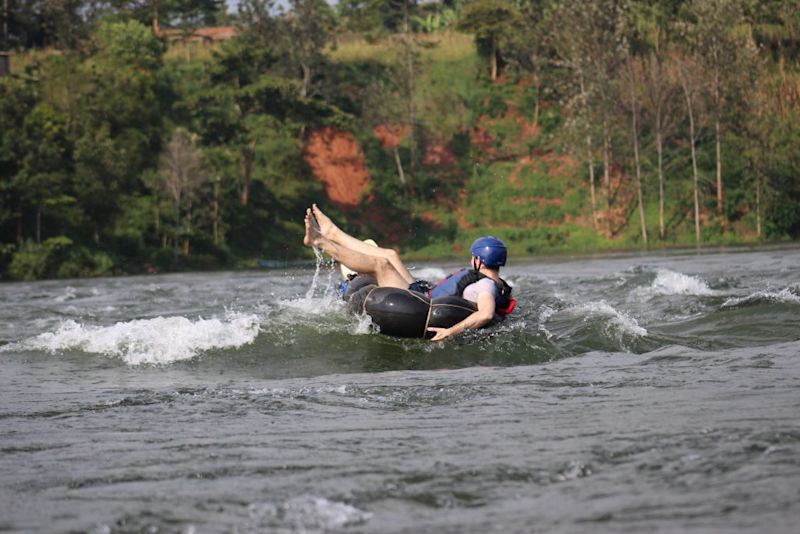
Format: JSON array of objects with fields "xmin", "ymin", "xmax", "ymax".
[
  {"xmin": 9, "ymin": 237, "xmax": 73, "ymax": 281},
  {"xmin": 55, "ymin": 248, "xmax": 115, "ymax": 278}
]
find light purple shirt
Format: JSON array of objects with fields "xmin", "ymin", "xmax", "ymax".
[{"xmin": 462, "ymin": 277, "xmax": 497, "ymax": 304}]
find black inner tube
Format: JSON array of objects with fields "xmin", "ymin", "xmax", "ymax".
[{"xmin": 347, "ymin": 284, "xmax": 478, "ymax": 338}]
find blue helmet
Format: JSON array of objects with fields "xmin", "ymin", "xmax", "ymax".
[{"xmin": 470, "ymin": 236, "xmax": 507, "ymax": 268}]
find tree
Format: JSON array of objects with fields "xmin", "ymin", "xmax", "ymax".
[
  {"xmin": 502, "ymin": 0, "xmax": 552, "ymax": 127},
  {"xmin": 0, "ymin": 75, "xmax": 37, "ymax": 245},
  {"xmin": 673, "ymin": 52, "xmax": 704, "ymax": 245},
  {"xmin": 71, "ymin": 19, "xmax": 164, "ymax": 244},
  {"xmin": 158, "ymin": 129, "xmax": 207, "ymax": 255},
  {"xmin": 619, "ymin": 2, "xmax": 652, "ymax": 246},
  {"xmin": 683, "ymin": 0, "xmax": 747, "ymax": 226},
  {"xmin": 276, "ymin": 0, "xmax": 335, "ymax": 99},
  {"xmin": 14, "ymin": 102, "xmax": 72, "ymax": 245},
  {"xmin": 637, "ymin": 2, "xmax": 681, "ymax": 240},
  {"xmin": 623, "ymin": 51, "xmax": 648, "ymax": 246},
  {"xmin": 456, "ymin": 0, "xmax": 519, "ymax": 81},
  {"xmin": 550, "ymin": 0, "xmax": 626, "ymax": 238}
]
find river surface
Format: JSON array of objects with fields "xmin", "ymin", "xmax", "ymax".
[{"xmin": 2, "ymin": 246, "xmax": 800, "ymax": 533}]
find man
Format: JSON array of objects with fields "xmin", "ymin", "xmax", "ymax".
[{"xmin": 304, "ymin": 204, "xmax": 514, "ymax": 341}]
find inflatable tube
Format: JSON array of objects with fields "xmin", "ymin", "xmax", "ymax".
[
  {"xmin": 342, "ymin": 274, "xmax": 377, "ymax": 302},
  {"xmin": 347, "ymin": 285, "xmax": 478, "ymax": 338}
]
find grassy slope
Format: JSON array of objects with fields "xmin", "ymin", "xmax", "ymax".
[{"xmin": 332, "ymin": 31, "xmax": 769, "ymax": 261}]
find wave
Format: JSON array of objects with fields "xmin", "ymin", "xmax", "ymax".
[
  {"xmin": 4, "ymin": 312, "xmax": 260, "ymax": 365},
  {"xmin": 721, "ymin": 286, "xmax": 800, "ymax": 308},
  {"xmin": 53, "ymin": 286, "xmax": 101, "ymax": 302},
  {"xmin": 569, "ymin": 301, "xmax": 648, "ymax": 338},
  {"xmin": 639, "ymin": 269, "xmax": 715, "ymax": 297}
]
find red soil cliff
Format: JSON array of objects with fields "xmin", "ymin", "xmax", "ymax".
[{"xmin": 304, "ymin": 127, "xmax": 371, "ymax": 207}]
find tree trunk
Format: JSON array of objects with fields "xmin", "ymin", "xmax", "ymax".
[
  {"xmin": 152, "ymin": 0, "xmax": 159, "ymax": 35},
  {"xmin": 578, "ymin": 71, "xmax": 597, "ymax": 231},
  {"xmin": 491, "ymin": 36, "xmax": 498, "ymax": 81},
  {"xmin": 602, "ymin": 110, "xmax": 612, "ymax": 238},
  {"xmin": 300, "ymin": 62, "xmax": 311, "ymax": 98},
  {"xmin": 403, "ymin": 4, "xmax": 417, "ymax": 178},
  {"xmin": 586, "ymin": 136, "xmax": 598, "ymax": 231},
  {"xmin": 713, "ymin": 64, "xmax": 726, "ymax": 234},
  {"xmin": 174, "ymin": 191, "xmax": 181, "ymax": 256},
  {"xmin": 3, "ymin": 0, "xmax": 9, "ymax": 49},
  {"xmin": 240, "ymin": 138, "xmax": 257, "ymax": 207},
  {"xmin": 533, "ymin": 72, "xmax": 541, "ymax": 127},
  {"xmin": 212, "ymin": 178, "xmax": 220, "ymax": 245},
  {"xmin": 16, "ymin": 206, "xmax": 22, "ymax": 245},
  {"xmin": 683, "ymin": 84, "xmax": 701, "ymax": 245},
  {"xmin": 656, "ymin": 119, "xmax": 665, "ymax": 240},
  {"xmin": 393, "ymin": 146, "xmax": 407, "ymax": 193},
  {"xmin": 36, "ymin": 204, "xmax": 42, "ymax": 244},
  {"xmin": 715, "ymin": 114, "xmax": 724, "ymax": 225},
  {"xmin": 628, "ymin": 56, "xmax": 648, "ymax": 247},
  {"xmin": 755, "ymin": 169, "xmax": 761, "ymax": 238},
  {"xmin": 183, "ymin": 199, "xmax": 192, "ymax": 256}
]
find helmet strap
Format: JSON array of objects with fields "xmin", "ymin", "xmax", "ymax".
[{"xmin": 472, "ymin": 257, "xmax": 482, "ymax": 272}]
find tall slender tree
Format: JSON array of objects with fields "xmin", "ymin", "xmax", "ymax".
[
  {"xmin": 674, "ymin": 53, "xmax": 704, "ymax": 245},
  {"xmin": 158, "ymin": 129, "xmax": 207, "ymax": 255}
]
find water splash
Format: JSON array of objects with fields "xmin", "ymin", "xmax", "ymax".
[
  {"xmin": 538, "ymin": 305, "xmax": 556, "ymax": 340},
  {"xmin": 248, "ymin": 496, "xmax": 371, "ymax": 532},
  {"xmin": 640, "ymin": 269, "xmax": 715, "ymax": 297},
  {"xmin": 5, "ymin": 312, "xmax": 260, "ymax": 365},
  {"xmin": 304, "ymin": 247, "xmax": 327, "ymax": 300}
]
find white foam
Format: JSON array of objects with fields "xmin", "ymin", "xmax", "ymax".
[
  {"xmin": 410, "ymin": 266, "xmax": 448, "ymax": 282},
  {"xmin": 645, "ymin": 269, "xmax": 715, "ymax": 297},
  {"xmin": 349, "ymin": 312, "xmax": 375, "ymax": 335},
  {"xmin": 572, "ymin": 301, "xmax": 648, "ymax": 338},
  {"xmin": 538, "ymin": 305, "xmax": 556, "ymax": 339},
  {"xmin": 248, "ymin": 496, "xmax": 371, "ymax": 531},
  {"xmin": 722, "ymin": 287, "xmax": 800, "ymax": 308},
  {"xmin": 8, "ymin": 312, "xmax": 260, "ymax": 365},
  {"xmin": 279, "ymin": 292, "xmax": 343, "ymax": 316},
  {"xmin": 54, "ymin": 286, "xmax": 78, "ymax": 302}
]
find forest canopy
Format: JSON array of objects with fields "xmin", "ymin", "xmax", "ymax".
[{"xmin": 1, "ymin": 0, "xmax": 800, "ymax": 280}]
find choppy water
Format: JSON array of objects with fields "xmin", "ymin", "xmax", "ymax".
[{"xmin": 2, "ymin": 246, "xmax": 800, "ymax": 533}]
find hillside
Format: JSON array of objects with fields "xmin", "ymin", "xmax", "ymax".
[
  {"xmin": 2, "ymin": 1, "xmax": 799, "ymax": 280},
  {"xmin": 310, "ymin": 31, "xmax": 768, "ymax": 261}
]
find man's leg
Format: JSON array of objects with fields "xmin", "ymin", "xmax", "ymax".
[
  {"xmin": 304, "ymin": 210, "xmax": 409, "ymax": 289},
  {"xmin": 311, "ymin": 204, "xmax": 415, "ymax": 284}
]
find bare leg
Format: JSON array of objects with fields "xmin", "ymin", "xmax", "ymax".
[
  {"xmin": 311, "ymin": 204, "xmax": 415, "ymax": 283},
  {"xmin": 304, "ymin": 210, "xmax": 408, "ymax": 288}
]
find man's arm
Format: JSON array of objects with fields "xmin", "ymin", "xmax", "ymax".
[{"xmin": 427, "ymin": 291, "xmax": 495, "ymax": 341}]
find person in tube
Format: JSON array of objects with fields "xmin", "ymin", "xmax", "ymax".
[{"xmin": 303, "ymin": 204, "xmax": 515, "ymax": 341}]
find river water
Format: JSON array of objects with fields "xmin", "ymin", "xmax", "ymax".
[{"xmin": 1, "ymin": 246, "xmax": 799, "ymax": 533}]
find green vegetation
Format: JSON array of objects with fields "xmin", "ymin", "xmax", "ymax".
[{"xmin": 1, "ymin": 0, "xmax": 800, "ymax": 280}]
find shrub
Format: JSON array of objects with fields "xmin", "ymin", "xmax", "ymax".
[{"xmin": 9, "ymin": 237, "xmax": 73, "ymax": 281}]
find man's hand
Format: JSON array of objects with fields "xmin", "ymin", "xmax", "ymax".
[
  {"xmin": 427, "ymin": 326, "xmax": 452, "ymax": 341},
  {"xmin": 427, "ymin": 291, "xmax": 495, "ymax": 342}
]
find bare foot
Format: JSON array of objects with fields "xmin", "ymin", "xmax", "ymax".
[
  {"xmin": 312, "ymin": 204, "xmax": 339, "ymax": 239},
  {"xmin": 303, "ymin": 209, "xmax": 324, "ymax": 247}
]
